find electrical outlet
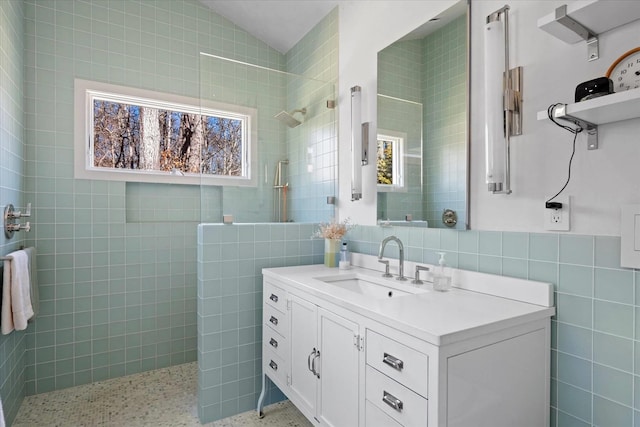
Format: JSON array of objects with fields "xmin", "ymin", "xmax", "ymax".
[{"xmin": 544, "ymin": 196, "xmax": 570, "ymax": 231}]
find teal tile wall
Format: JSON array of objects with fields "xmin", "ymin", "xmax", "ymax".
[
  {"xmin": 126, "ymin": 183, "xmax": 200, "ymax": 223},
  {"xmin": 22, "ymin": 0, "xmax": 283, "ymax": 396},
  {"xmin": 378, "ymin": 39, "xmax": 422, "ymax": 103},
  {"xmin": 197, "ymin": 223, "xmax": 323, "ymax": 423},
  {"xmin": 0, "ymin": 0, "xmax": 26, "ymax": 424},
  {"xmin": 284, "ymin": 8, "xmax": 338, "ymax": 223},
  {"xmin": 422, "ymin": 15, "xmax": 467, "ymax": 229}
]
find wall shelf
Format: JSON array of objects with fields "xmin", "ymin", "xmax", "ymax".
[
  {"xmin": 537, "ymin": 0, "xmax": 640, "ymax": 61},
  {"xmin": 538, "ymin": 1, "xmax": 640, "ymax": 43},
  {"xmin": 537, "ymin": 87, "xmax": 640, "ymax": 125},
  {"xmin": 537, "ymin": 87, "xmax": 640, "ymax": 150}
]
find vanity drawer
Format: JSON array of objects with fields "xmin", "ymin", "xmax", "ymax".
[
  {"xmin": 366, "ymin": 365, "xmax": 428, "ymax": 427},
  {"xmin": 263, "ymin": 326, "xmax": 287, "ymax": 360},
  {"xmin": 366, "ymin": 329, "xmax": 428, "ymax": 397},
  {"xmin": 366, "ymin": 399, "xmax": 403, "ymax": 427},
  {"xmin": 263, "ymin": 346, "xmax": 288, "ymax": 388},
  {"xmin": 264, "ymin": 303, "xmax": 289, "ymax": 337},
  {"xmin": 264, "ymin": 280, "xmax": 287, "ymax": 313}
]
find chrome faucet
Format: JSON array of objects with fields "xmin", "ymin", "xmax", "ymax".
[{"xmin": 378, "ymin": 235, "xmax": 406, "ymax": 281}]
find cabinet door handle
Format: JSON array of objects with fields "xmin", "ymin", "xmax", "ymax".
[
  {"xmin": 313, "ymin": 350, "xmax": 321, "ymax": 379},
  {"xmin": 382, "ymin": 391, "xmax": 403, "ymax": 412},
  {"xmin": 269, "ymin": 315, "xmax": 278, "ymax": 326},
  {"xmin": 269, "ymin": 338, "xmax": 278, "ymax": 348},
  {"xmin": 383, "ymin": 352, "xmax": 404, "ymax": 371},
  {"xmin": 269, "ymin": 294, "xmax": 278, "ymax": 303},
  {"xmin": 308, "ymin": 348, "xmax": 316, "ymax": 373},
  {"xmin": 269, "ymin": 360, "xmax": 278, "ymax": 371}
]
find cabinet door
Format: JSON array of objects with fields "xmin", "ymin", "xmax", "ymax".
[
  {"xmin": 288, "ymin": 294, "xmax": 318, "ymax": 417},
  {"xmin": 317, "ymin": 307, "xmax": 360, "ymax": 427},
  {"xmin": 447, "ymin": 328, "xmax": 547, "ymax": 427}
]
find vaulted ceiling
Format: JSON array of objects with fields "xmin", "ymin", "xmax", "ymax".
[{"xmin": 199, "ymin": 0, "xmax": 341, "ymax": 54}]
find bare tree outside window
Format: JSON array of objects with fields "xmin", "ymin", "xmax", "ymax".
[
  {"xmin": 75, "ymin": 80, "xmax": 256, "ymax": 186},
  {"xmin": 92, "ymin": 98, "xmax": 245, "ymax": 176}
]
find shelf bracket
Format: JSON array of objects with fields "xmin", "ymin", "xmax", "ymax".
[
  {"xmin": 552, "ymin": 104, "xmax": 599, "ymax": 150},
  {"xmin": 554, "ymin": 5, "xmax": 599, "ymax": 61}
]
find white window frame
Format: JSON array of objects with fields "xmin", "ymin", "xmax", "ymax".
[
  {"xmin": 74, "ymin": 79, "xmax": 258, "ymax": 187},
  {"xmin": 376, "ymin": 128, "xmax": 407, "ymax": 192}
]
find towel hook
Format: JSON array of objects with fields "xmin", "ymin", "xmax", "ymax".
[{"xmin": 4, "ymin": 204, "xmax": 32, "ymax": 239}]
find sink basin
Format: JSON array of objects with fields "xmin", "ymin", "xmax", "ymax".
[{"xmin": 314, "ymin": 273, "xmax": 426, "ymax": 299}]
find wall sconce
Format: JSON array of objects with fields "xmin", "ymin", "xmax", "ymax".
[
  {"xmin": 351, "ymin": 86, "xmax": 368, "ymax": 201},
  {"xmin": 484, "ymin": 5, "xmax": 522, "ymax": 194}
]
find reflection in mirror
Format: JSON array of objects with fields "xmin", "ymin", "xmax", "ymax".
[{"xmin": 376, "ymin": 0, "xmax": 468, "ymax": 229}]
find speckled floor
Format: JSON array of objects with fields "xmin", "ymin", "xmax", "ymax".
[{"xmin": 13, "ymin": 362, "xmax": 311, "ymax": 426}]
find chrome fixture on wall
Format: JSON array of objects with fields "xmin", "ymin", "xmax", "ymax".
[
  {"xmin": 274, "ymin": 108, "xmax": 307, "ymax": 128},
  {"xmin": 351, "ymin": 85, "xmax": 368, "ymax": 201},
  {"xmin": 273, "ymin": 159, "xmax": 289, "ymax": 222},
  {"xmin": 4, "ymin": 203, "xmax": 32, "ymax": 239},
  {"xmin": 442, "ymin": 209, "xmax": 458, "ymax": 228},
  {"xmin": 484, "ymin": 5, "xmax": 522, "ymax": 195}
]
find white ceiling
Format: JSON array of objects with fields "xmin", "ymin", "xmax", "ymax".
[{"xmin": 199, "ymin": 0, "xmax": 341, "ymax": 54}]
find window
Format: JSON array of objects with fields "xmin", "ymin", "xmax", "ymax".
[
  {"xmin": 74, "ymin": 79, "xmax": 257, "ymax": 186},
  {"xmin": 377, "ymin": 130, "xmax": 405, "ymax": 191}
]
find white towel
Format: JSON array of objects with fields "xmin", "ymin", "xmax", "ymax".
[
  {"xmin": 0, "ymin": 394, "xmax": 5, "ymax": 427},
  {"xmin": 1, "ymin": 250, "xmax": 34, "ymax": 335},
  {"xmin": 24, "ymin": 247, "xmax": 39, "ymax": 319},
  {"xmin": 1, "ymin": 259, "xmax": 12, "ymax": 334}
]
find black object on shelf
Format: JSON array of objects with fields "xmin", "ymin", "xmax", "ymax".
[{"xmin": 575, "ymin": 77, "xmax": 614, "ymax": 102}]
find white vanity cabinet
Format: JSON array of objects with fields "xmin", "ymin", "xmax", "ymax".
[
  {"xmin": 261, "ymin": 277, "xmax": 361, "ymax": 426},
  {"xmin": 257, "ymin": 264, "xmax": 555, "ymax": 427}
]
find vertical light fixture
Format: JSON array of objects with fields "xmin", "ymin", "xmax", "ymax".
[
  {"xmin": 484, "ymin": 5, "xmax": 522, "ymax": 194},
  {"xmin": 351, "ymin": 85, "xmax": 368, "ymax": 201}
]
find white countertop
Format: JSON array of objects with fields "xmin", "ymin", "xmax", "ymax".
[{"xmin": 263, "ymin": 263, "xmax": 555, "ymax": 346}]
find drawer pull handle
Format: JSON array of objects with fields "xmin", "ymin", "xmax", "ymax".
[
  {"xmin": 270, "ymin": 294, "xmax": 278, "ymax": 303},
  {"xmin": 269, "ymin": 360, "xmax": 278, "ymax": 371},
  {"xmin": 382, "ymin": 391, "xmax": 403, "ymax": 412},
  {"xmin": 383, "ymin": 353, "xmax": 404, "ymax": 371},
  {"xmin": 269, "ymin": 338, "xmax": 278, "ymax": 348},
  {"xmin": 269, "ymin": 316, "xmax": 278, "ymax": 326}
]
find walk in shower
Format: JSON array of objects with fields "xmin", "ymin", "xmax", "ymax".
[
  {"xmin": 195, "ymin": 53, "xmax": 338, "ymax": 422},
  {"xmin": 198, "ymin": 53, "xmax": 337, "ymax": 224}
]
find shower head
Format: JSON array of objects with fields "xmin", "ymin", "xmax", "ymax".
[
  {"xmin": 274, "ymin": 108, "xmax": 307, "ymax": 128},
  {"xmin": 275, "ymin": 111, "xmax": 301, "ymax": 128}
]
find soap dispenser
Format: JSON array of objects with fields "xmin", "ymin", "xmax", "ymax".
[
  {"xmin": 339, "ymin": 241, "xmax": 351, "ymax": 270},
  {"xmin": 433, "ymin": 252, "xmax": 451, "ymax": 292}
]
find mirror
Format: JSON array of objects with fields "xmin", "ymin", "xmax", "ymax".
[{"xmin": 376, "ymin": 0, "xmax": 469, "ymax": 229}]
